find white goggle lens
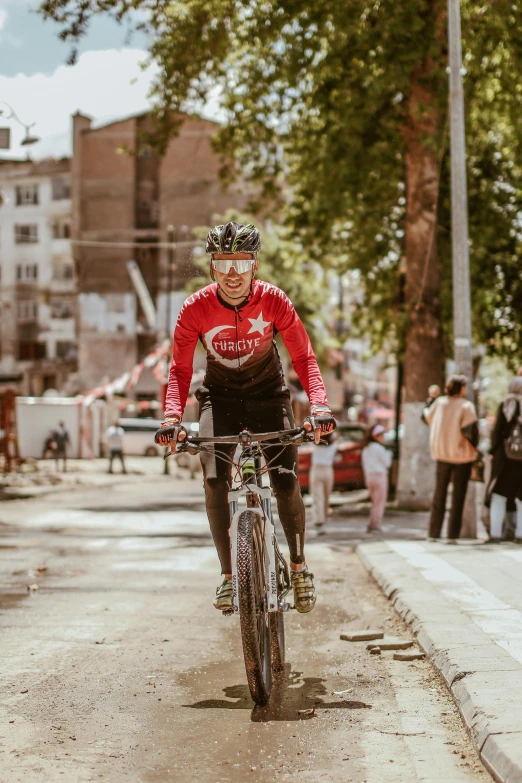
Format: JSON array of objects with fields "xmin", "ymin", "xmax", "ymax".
[{"xmin": 212, "ymin": 258, "xmax": 254, "ymax": 274}]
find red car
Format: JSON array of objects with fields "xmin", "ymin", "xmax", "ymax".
[{"xmin": 298, "ymin": 423, "xmax": 367, "ymax": 494}]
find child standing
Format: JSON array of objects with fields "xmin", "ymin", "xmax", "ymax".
[
  {"xmin": 310, "ymin": 432, "xmax": 338, "ymax": 528},
  {"xmin": 361, "ymin": 424, "xmax": 392, "ymax": 532}
]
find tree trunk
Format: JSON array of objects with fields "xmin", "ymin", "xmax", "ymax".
[{"xmin": 397, "ymin": 40, "xmax": 446, "ymax": 510}]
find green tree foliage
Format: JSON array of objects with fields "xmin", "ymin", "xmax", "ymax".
[{"xmin": 39, "ymin": 0, "xmax": 522, "ymax": 369}]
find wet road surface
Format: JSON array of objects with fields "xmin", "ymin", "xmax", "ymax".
[{"xmin": 0, "ymin": 474, "xmax": 490, "ymax": 782}]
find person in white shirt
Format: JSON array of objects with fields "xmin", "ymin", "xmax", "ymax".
[
  {"xmin": 105, "ymin": 423, "xmax": 127, "ymax": 474},
  {"xmin": 361, "ymin": 424, "xmax": 392, "ymax": 532},
  {"xmin": 310, "ymin": 433, "xmax": 338, "ymax": 528}
]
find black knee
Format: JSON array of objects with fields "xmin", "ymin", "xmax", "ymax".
[{"xmin": 204, "ymin": 476, "xmax": 229, "ymax": 508}]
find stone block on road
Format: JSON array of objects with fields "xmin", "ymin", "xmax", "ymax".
[
  {"xmin": 393, "ymin": 650, "xmax": 425, "ymax": 661},
  {"xmin": 340, "ymin": 630, "xmax": 384, "ymax": 642}
]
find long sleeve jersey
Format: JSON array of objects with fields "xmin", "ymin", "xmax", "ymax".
[{"xmin": 164, "ymin": 280, "xmax": 328, "ymax": 420}]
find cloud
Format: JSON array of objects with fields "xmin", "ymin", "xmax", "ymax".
[
  {"xmin": 0, "ymin": 48, "xmax": 157, "ymax": 159},
  {"xmin": 0, "ymin": 10, "xmax": 7, "ymax": 31}
]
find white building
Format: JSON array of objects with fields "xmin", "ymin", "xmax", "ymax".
[{"xmin": 0, "ymin": 157, "xmax": 77, "ymax": 395}]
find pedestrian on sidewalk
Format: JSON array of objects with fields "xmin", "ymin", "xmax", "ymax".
[
  {"xmin": 421, "ymin": 384, "xmax": 441, "ymax": 423},
  {"xmin": 105, "ymin": 422, "xmax": 127, "ymax": 474},
  {"xmin": 310, "ymin": 432, "xmax": 338, "ymax": 528},
  {"xmin": 485, "ymin": 377, "xmax": 522, "ymax": 542},
  {"xmin": 361, "ymin": 424, "xmax": 392, "ymax": 533},
  {"xmin": 42, "ymin": 430, "xmax": 57, "ymax": 460},
  {"xmin": 424, "ymin": 375, "xmax": 479, "ymax": 542},
  {"xmin": 52, "ymin": 421, "xmax": 70, "ymax": 472}
]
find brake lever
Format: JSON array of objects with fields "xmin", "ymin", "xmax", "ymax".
[{"xmin": 289, "ymin": 429, "xmax": 314, "ymax": 444}]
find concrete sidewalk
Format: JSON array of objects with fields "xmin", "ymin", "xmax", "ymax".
[{"xmin": 357, "ymin": 539, "xmax": 522, "ymax": 783}]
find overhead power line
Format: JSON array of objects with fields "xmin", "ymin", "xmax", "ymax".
[{"xmin": 70, "ymin": 239, "xmax": 201, "ymax": 250}]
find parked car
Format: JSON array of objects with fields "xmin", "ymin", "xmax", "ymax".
[{"xmin": 298, "ymin": 422, "xmax": 367, "ymax": 494}]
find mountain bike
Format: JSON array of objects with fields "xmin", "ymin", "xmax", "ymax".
[{"xmin": 174, "ymin": 427, "xmax": 312, "ymax": 706}]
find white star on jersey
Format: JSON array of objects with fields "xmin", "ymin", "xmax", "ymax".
[{"xmin": 247, "ymin": 312, "xmax": 271, "ymax": 336}]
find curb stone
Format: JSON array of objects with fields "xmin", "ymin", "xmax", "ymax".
[{"xmin": 357, "ymin": 542, "xmax": 522, "ymax": 783}]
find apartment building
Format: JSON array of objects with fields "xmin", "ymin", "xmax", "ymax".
[
  {"xmin": 72, "ymin": 110, "xmax": 246, "ymax": 391},
  {"xmin": 0, "ymin": 158, "xmax": 76, "ymax": 395}
]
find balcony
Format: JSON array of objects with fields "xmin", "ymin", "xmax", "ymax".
[{"xmin": 49, "ymin": 277, "xmax": 75, "ymax": 294}]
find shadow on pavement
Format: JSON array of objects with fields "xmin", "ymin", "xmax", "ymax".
[{"xmin": 183, "ymin": 666, "xmax": 373, "ymax": 722}]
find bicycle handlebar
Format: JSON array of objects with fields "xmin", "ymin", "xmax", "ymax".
[{"xmin": 177, "ymin": 426, "xmax": 313, "ymax": 451}]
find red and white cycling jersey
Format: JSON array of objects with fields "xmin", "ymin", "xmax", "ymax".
[{"xmin": 164, "ymin": 280, "xmax": 328, "ymax": 419}]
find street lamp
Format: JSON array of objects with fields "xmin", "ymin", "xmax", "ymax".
[{"xmin": 0, "ymin": 102, "xmax": 40, "ymax": 148}]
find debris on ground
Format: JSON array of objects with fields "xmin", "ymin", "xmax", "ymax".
[
  {"xmin": 297, "ymin": 707, "xmax": 316, "ymax": 717},
  {"xmin": 367, "ymin": 637, "xmax": 414, "ymax": 651},
  {"xmin": 393, "ymin": 650, "xmax": 425, "ymax": 661},
  {"xmin": 340, "ymin": 630, "xmax": 384, "ymax": 642},
  {"xmin": 369, "ymin": 646, "xmax": 382, "ymax": 655}
]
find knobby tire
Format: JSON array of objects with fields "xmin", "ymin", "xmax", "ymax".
[{"xmin": 237, "ymin": 510, "xmax": 271, "ymax": 705}]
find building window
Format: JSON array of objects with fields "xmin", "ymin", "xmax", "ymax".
[
  {"xmin": 15, "ymin": 184, "xmax": 39, "ymax": 206},
  {"xmin": 52, "ymin": 219, "xmax": 71, "ymax": 239},
  {"xmin": 16, "ymin": 264, "xmax": 38, "ymax": 281},
  {"xmin": 50, "ymin": 298, "xmax": 74, "ymax": 319},
  {"xmin": 15, "ymin": 224, "xmax": 38, "ymax": 244},
  {"xmin": 16, "ymin": 301, "xmax": 38, "ymax": 322},
  {"xmin": 56, "ymin": 341, "xmax": 77, "ymax": 361},
  {"xmin": 17, "ymin": 341, "xmax": 46, "ymax": 361},
  {"xmin": 43, "ymin": 374, "xmax": 56, "ymax": 391},
  {"xmin": 52, "ymin": 259, "xmax": 74, "ymax": 281},
  {"xmin": 51, "ymin": 178, "xmax": 71, "ymax": 200}
]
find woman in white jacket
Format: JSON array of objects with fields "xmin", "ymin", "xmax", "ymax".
[{"xmin": 361, "ymin": 424, "xmax": 392, "ymax": 532}]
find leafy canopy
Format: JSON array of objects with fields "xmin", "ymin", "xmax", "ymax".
[{"xmin": 39, "ymin": 0, "xmax": 522, "ymax": 368}]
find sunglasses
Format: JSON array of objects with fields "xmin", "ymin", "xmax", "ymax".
[{"xmin": 211, "ymin": 257, "xmax": 255, "ymax": 274}]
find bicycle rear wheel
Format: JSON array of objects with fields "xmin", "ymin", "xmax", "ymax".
[{"xmin": 237, "ymin": 510, "xmax": 271, "ymax": 705}]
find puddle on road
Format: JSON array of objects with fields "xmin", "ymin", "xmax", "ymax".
[
  {"xmin": 0, "ymin": 591, "xmax": 29, "ymax": 613},
  {"xmin": 138, "ymin": 654, "xmax": 371, "ymax": 783},
  {"xmin": 180, "ymin": 660, "xmax": 372, "ymax": 722}
]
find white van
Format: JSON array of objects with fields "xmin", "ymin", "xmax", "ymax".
[
  {"xmin": 118, "ymin": 418, "xmax": 161, "ymax": 456},
  {"xmin": 117, "ymin": 418, "xmax": 199, "ymax": 456}
]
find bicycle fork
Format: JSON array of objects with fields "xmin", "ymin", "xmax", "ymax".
[{"xmin": 228, "ymin": 483, "xmax": 278, "ymax": 615}]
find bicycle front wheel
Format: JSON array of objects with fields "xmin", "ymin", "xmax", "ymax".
[{"xmin": 237, "ymin": 510, "xmax": 271, "ymax": 705}]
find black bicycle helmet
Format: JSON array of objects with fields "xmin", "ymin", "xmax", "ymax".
[{"xmin": 206, "ymin": 221, "xmax": 261, "ymax": 254}]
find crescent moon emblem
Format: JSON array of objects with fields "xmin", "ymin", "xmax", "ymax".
[{"xmin": 203, "ymin": 324, "xmax": 255, "ymax": 368}]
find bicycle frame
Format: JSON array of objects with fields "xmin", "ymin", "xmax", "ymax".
[{"xmin": 174, "ymin": 426, "xmax": 308, "ymax": 616}]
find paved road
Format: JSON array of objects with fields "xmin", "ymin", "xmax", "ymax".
[{"xmin": 0, "ymin": 473, "xmax": 489, "ymax": 782}]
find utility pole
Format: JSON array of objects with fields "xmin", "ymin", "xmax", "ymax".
[
  {"xmin": 448, "ymin": 0, "xmax": 476, "ymax": 537},
  {"xmin": 163, "ymin": 225, "xmax": 175, "ymax": 475},
  {"xmin": 394, "ymin": 257, "xmax": 407, "ymax": 475},
  {"xmin": 165, "ymin": 225, "xmax": 175, "ymax": 341}
]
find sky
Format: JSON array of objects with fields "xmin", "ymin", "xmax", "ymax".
[{"xmin": 0, "ymin": 0, "xmax": 157, "ymax": 159}]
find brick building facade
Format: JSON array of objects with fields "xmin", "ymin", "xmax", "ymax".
[{"xmin": 72, "ymin": 111, "xmax": 245, "ymax": 392}]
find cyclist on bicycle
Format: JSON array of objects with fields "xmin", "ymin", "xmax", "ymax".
[{"xmin": 155, "ymin": 221, "xmax": 336, "ymax": 613}]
